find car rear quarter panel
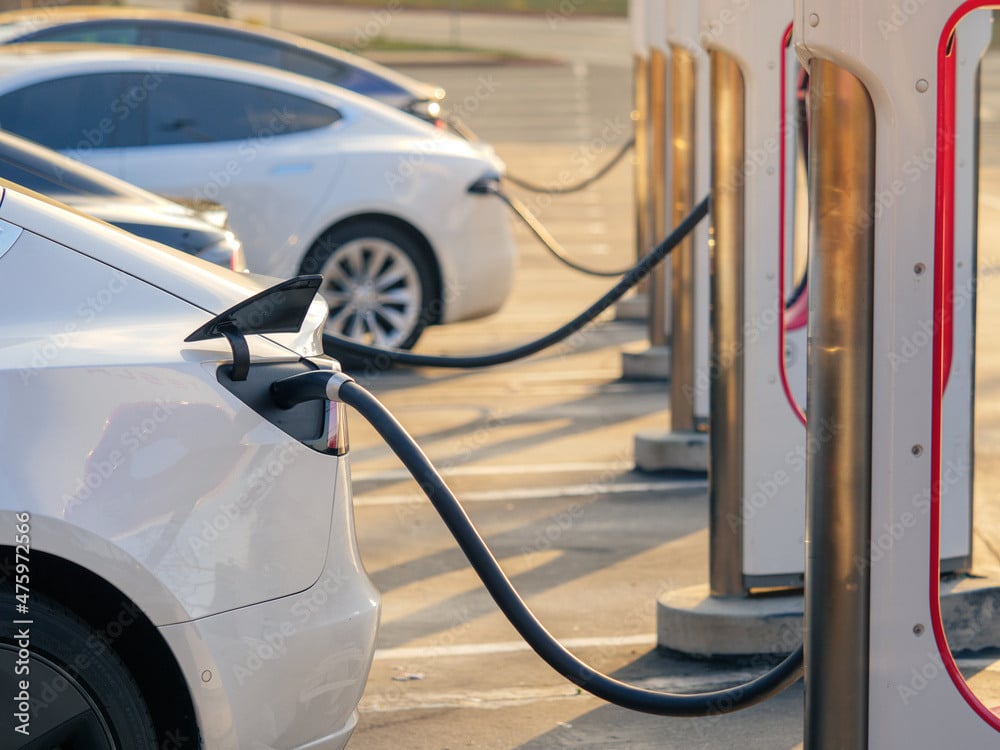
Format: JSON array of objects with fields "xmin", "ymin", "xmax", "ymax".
[{"xmin": 0, "ymin": 229, "xmax": 340, "ymax": 624}]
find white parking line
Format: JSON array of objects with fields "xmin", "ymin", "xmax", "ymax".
[
  {"xmin": 354, "ymin": 479, "xmax": 707, "ymax": 506},
  {"xmin": 365, "ymin": 640, "xmax": 1000, "ymax": 712},
  {"xmin": 351, "ymin": 461, "xmax": 634, "ymax": 482},
  {"xmin": 374, "ymin": 634, "xmax": 656, "ymax": 661},
  {"xmin": 359, "ymin": 672, "xmax": 789, "ymax": 712},
  {"xmin": 360, "ymin": 685, "xmax": 585, "ymax": 712}
]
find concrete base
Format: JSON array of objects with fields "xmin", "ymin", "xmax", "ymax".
[
  {"xmin": 621, "ymin": 345, "xmax": 671, "ymax": 381},
  {"xmin": 658, "ymin": 577, "xmax": 1000, "ymax": 658},
  {"xmin": 614, "ymin": 292, "xmax": 649, "ymax": 321},
  {"xmin": 634, "ymin": 430, "xmax": 708, "ymax": 473},
  {"xmin": 657, "ymin": 585, "xmax": 802, "ymax": 658}
]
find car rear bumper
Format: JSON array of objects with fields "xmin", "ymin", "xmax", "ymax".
[
  {"xmin": 436, "ymin": 189, "xmax": 517, "ymax": 324},
  {"xmin": 157, "ymin": 458, "xmax": 380, "ymax": 750}
]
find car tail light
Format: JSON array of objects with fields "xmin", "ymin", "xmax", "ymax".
[
  {"xmin": 325, "ymin": 400, "xmax": 349, "ymax": 456},
  {"xmin": 230, "ymin": 241, "xmax": 248, "ymax": 273},
  {"xmin": 196, "ymin": 234, "xmax": 248, "ymax": 272}
]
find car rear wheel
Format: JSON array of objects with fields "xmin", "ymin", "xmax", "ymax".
[
  {"xmin": 302, "ymin": 221, "xmax": 438, "ymax": 350},
  {"xmin": 0, "ymin": 591, "xmax": 157, "ymax": 749}
]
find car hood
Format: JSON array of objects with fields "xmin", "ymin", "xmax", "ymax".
[{"xmin": 0, "ymin": 185, "xmax": 326, "ymax": 355}]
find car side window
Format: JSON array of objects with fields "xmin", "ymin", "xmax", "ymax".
[
  {"xmin": 147, "ymin": 24, "xmax": 283, "ymax": 67},
  {"xmin": 142, "ymin": 74, "xmax": 340, "ymax": 147},
  {"xmin": 27, "ymin": 22, "xmax": 141, "ymax": 45},
  {"xmin": 0, "ymin": 74, "xmax": 138, "ymax": 152},
  {"xmin": 282, "ymin": 47, "xmax": 348, "ymax": 85}
]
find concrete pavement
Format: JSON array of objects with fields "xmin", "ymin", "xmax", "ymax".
[{"xmin": 345, "ymin": 54, "xmax": 1000, "ymax": 747}]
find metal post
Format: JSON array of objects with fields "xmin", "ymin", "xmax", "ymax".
[
  {"xmin": 803, "ymin": 59, "xmax": 875, "ymax": 750},
  {"xmin": 669, "ymin": 45, "xmax": 697, "ymax": 432},
  {"xmin": 708, "ymin": 49, "xmax": 745, "ymax": 598},
  {"xmin": 632, "ymin": 52, "xmax": 652, "ymax": 276},
  {"xmin": 648, "ymin": 44, "xmax": 671, "ymax": 347}
]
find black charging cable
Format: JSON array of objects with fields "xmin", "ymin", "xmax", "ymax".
[
  {"xmin": 504, "ymin": 137, "xmax": 635, "ymax": 195},
  {"xmin": 447, "ymin": 114, "xmax": 634, "ymax": 197},
  {"xmin": 269, "ymin": 369, "xmax": 804, "ymax": 716},
  {"xmin": 323, "ymin": 196, "xmax": 708, "ymax": 369},
  {"xmin": 491, "ymin": 187, "xmax": 636, "ymax": 277}
]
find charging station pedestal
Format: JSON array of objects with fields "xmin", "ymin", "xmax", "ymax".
[
  {"xmin": 622, "ymin": 1, "xmax": 675, "ymax": 373},
  {"xmin": 657, "ymin": 0, "xmax": 989, "ymax": 660},
  {"xmin": 656, "ymin": 0, "xmax": 809, "ymax": 658},
  {"xmin": 797, "ymin": 2, "xmax": 1000, "ymax": 745},
  {"xmin": 632, "ymin": 1, "xmax": 712, "ymax": 471}
]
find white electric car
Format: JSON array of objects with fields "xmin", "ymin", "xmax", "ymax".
[
  {"xmin": 0, "ymin": 6, "xmax": 449, "ymax": 124},
  {"xmin": 0, "ymin": 183, "xmax": 379, "ymax": 749},
  {"xmin": 0, "ymin": 44, "xmax": 516, "ymax": 349}
]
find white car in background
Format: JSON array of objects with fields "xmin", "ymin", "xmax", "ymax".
[
  {"xmin": 0, "ymin": 6, "xmax": 449, "ymax": 125},
  {"xmin": 0, "ymin": 182, "xmax": 378, "ymax": 749},
  {"xmin": 0, "ymin": 45, "xmax": 516, "ymax": 348}
]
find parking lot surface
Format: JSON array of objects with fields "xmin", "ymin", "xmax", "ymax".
[
  {"xmin": 344, "ymin": 50, "xmax": 1000, "ymax": 748},
  {"xmin": 128, "ymin": 4, "xmax": 1000, "ymax": 745}
]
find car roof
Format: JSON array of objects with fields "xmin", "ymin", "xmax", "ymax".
[
  {"xmin": 0, "ymin": 42, "xmax": 441, "ymax": 147},
  {"xmin": 0, "ymin": 6, "xmax": 445, "ymax": 102},
  {"xmin": 0, "ymin": 43, "xmax": 443, "ymax": 138}
]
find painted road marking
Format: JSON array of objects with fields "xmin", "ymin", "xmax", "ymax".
[
  {"xmin": 354, "ymin": 479, "xmax": 706, "ymax": 506},
  {"xmin": 374, "ymin": 634, "xmax": 656, "ymax": 661},
  {"xmin": 352, "ymin": 461, "xmax": 636, "ymax": 482}
]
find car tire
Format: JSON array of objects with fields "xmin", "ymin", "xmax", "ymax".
[
  {"xmin": 0, "ymin": 590, "xmax": 157, "ymax": 749},
  {"xmin": 301, "ymin": 220, "xmax": 439, "ymax": 350}
]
